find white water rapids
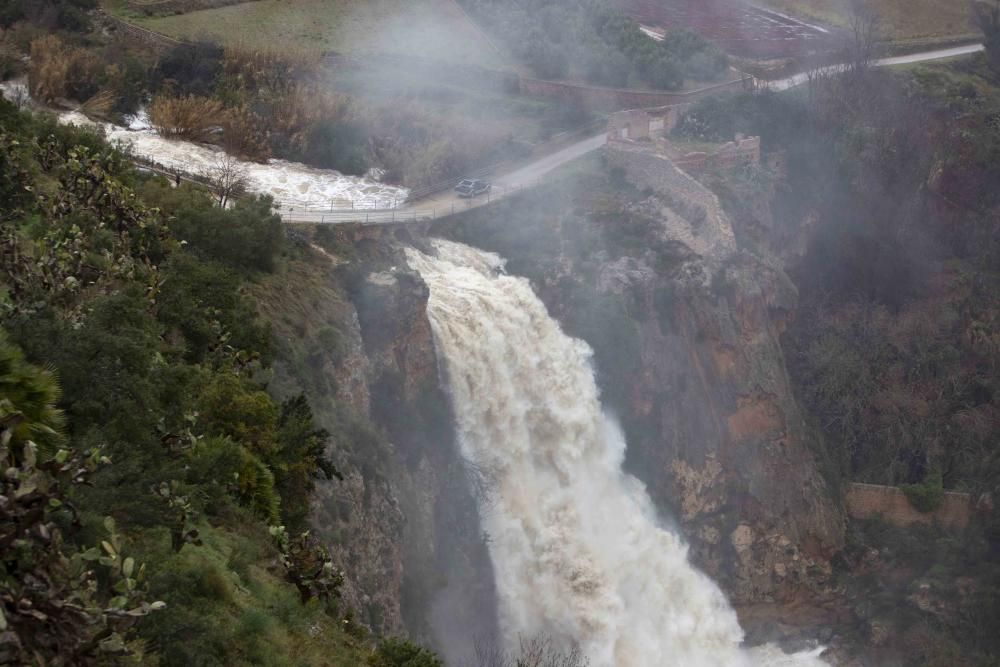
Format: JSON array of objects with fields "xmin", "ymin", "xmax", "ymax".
[
  {"xmin": 406, "ymin": 240, "xmax": 828, "ymax": 667},
  {"xmin": 0, "ymin": 79, "xmax": 407, "ymax": 209}
]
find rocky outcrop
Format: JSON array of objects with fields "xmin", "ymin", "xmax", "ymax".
[
  {"xmin": 258, "ymin": 240, "xmax": 495, "ymax": 658},
  {"xmin": 548, "ymin": 147, "xmax": 846, "ymax": 603},
  {"xmin": 437, "ymin": 147, "xmax": 845, "ymax": 606},
  {"xmin": 263, "ymin": 140, "xmax": 845, "ymax": 648},
  {"xmin": 596, "ymin": 242, "xmax": 843, "ymax": 604}
]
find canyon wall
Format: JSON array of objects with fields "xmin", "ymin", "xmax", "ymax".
[
  {"xmin": 257, "ymin": 231, "xmax": 496, "ymax": 660},
  {"xmin": 435, "ymin": 149, "xmax": 845, "ymax": 607},
  {"xmin": 261, "ymin": 141, "xmax": 846, "ymax": 652}
]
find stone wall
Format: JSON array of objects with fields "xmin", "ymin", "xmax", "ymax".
[
  {"xmin": 675, "ymin": 136, "xmax": 762, "ymax": 172},
  {"xmin": 844, "ymin": 483, "xmax": 973, "ymax": 530},
  {"xmin": 103, "ymin": 13, "xmax": 181, "ymax": 52},
  {"xmin": 606, "ymin": 104, "xmax": 688, "ymax": 142},
  {"xmin": 603, "ymin": 142, "xmax": 737, "ymax": 262},
  {"xmin": 521, "ymin": 76, "xmax": 748, "ymax": 112},
  {"xmin": 125, "ymin": 0, "xmax": 250, "ymax": 15}
]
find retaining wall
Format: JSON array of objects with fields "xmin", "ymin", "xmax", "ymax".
[
  {"xmin": 844, "ymin": 483, "xmax": 973, "ymax": 530},
  {"xmin": 603, "ymin": 142, "xmax": 737, "ymax": 261},
  {"xmin": 675, "ymin": 136, "xmax": 761, "ymax": 172},
  {"xmin": 607, "ymin": 104, "xmax": 688, "ymax": 142},
  {"xmin": 103, "ymin": 14, "xmax": 181, "ymax": 52}
]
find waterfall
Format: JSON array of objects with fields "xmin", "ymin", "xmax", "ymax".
[{"xmin": 405, "ymin": 239, "xmax": 827, "ymax": 667}]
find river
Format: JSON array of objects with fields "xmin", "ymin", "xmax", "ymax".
[{"xmin": 0, "ymin": 79, "xmax": 408, "ymax": 210}]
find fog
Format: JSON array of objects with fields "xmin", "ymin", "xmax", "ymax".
[{"xmin": 4, "ymin": 0, "xmax": 996, "ymax": 663}]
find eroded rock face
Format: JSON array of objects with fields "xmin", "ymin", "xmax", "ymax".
[
  {"xmin": 350, "ymin": 264, "xmax": 497, "ymax": 656},
  {"xmin": 353, "ymin": 263, "xmax": 496, "ymax": 662},
  {"xmin": 263, "ymin": 247, "xmax": 495, "ymax": 653},
  {"xmin": 275, "ymin": 137, "xmax": 844, "ymax": 644},
  {"xmin": 594, "ymin": 147, "xmax": 844, "ymax": 602},
  {"xmin": 440, "ymin": 146, "xmax": 845, "ymax": 605},
  {"xmin": 602, "ymin": 246, "xmax": 842, "ymax": 603}
]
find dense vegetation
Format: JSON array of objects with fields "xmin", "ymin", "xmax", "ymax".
[
  {"xmin": 458, "ymin": 0, "xmax": 729, "ymax": 88},
  {"xmin": 16, "ymin": 30, "xmax": 519, "ymax": 188},
  {"xmin": 0, "ymin": 0, "xmax": 96, "ymax": 33},
  {"xmin": 671, "ymin": 59, "xmax": 1000, "ymax": 664},
  {"xmin": 0, "ymin": 99, "xmax": 431, "ymax": 664},
  {"xmin": 674, "ymin": 56, "xmax": 1000, "ymax": 497},
  {"xmin": 1, "ymin": 6, "xmax": 547, "ymax": 191}
]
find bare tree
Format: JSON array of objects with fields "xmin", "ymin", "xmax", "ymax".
[
  {"xmin": 209, "ymin": 153, "xmax": 248, "ymax": 208},
  {"xmin": 468, "ymin": 635, "xmax": 589, "ymax": 667},
  {"xmin": 803, "ymin": 56, "xmax": 833, "ymax": 108},
  {"xmin": 846, "ymin": 0, "xmax": 880, "ymax": 77}
]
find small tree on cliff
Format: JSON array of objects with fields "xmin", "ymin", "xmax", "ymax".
[
  {"xmin": 974, "ymin": 0, "xmax": 1000, "ymax": 73},
  {"xmin": 846, "ymin": 0, "xmax": 879, "ymax": 77}
]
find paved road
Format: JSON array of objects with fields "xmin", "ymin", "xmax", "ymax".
[
  {"xmin": 282, "ymin": 133, "xmax": 609, "ymax": 224},
  {"xmin": 281, "ymin": 43, "xmax": 984, "ymax": 225},
  {"xmin": 767, "ymin": 43, "xmax": 985, "ymax": 91}
]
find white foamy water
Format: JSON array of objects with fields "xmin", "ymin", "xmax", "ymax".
[
  {"xmin": 0, "ymin": 80, "xmax": 408, "ymax": 209},
  {"xmin": 406, "ymin": 239, "xmax": 829, "ymax": 667}
]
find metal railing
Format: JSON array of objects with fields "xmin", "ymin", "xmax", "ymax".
[
  {"xmin": 272, "ymin": 196, "xmax": 407, "ymax": 213},
  {"xmin": 280, "ymin": 209, "xmax": 436, "ymax": 224},
  {"xmin": 280, "ymin": 183, "xmax": 534, "ymax": 225}
]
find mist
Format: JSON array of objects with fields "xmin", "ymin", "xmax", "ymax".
[{"xmin": 1, "ymin": 0, "xmax": 998, "ymax": 665}]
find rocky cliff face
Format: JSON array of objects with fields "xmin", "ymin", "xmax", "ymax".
[
  {"xmin": 437, "ymin": 148, "xmax": 844, "ymax": 607},
  {"xmin": 258, "ymin": 232, "xmax": 495, "ymax": 658},
  {"xmin": 598, "ymin": 245, "xmax": 843, "ymax": 603},
  {"xmin": 602, "ymin": 145, "xmax": 843, "ymax": 603},
  {"xmin": 262, "ymin": 145, "xmax": 845, "ymax": 652}
]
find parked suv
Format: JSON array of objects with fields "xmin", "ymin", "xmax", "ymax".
[{"xmin": 454, "ymin": 178, "xmax": 492, "ymax": 198}]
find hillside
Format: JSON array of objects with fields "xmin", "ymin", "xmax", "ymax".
[
  {"xmin": 757, "ymin": 0, "xmax": 977, "ymax": 44},
  {"xmin": 107, "ymin": 0, "xmax": 509, "ymax": 68}
]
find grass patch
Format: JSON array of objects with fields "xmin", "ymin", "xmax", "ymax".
[
  {"xmin": 328, "ymin": 62, "xmax": 594, "ymax": 145},
  {"xmin": 137, "ymin": 518, "xmax": 370, "ymax": 666},
  {"xmin": 116, "ymin": 0, "xmax": 508, "ymax": 67},
  {"xmin": 758, "ymin": 0, "xmax": 976, "ymax": 41}
]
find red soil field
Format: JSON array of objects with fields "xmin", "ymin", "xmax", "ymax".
[{"xmin": 618, "ymin": 0, "xmax": 839, "ymax": 59}]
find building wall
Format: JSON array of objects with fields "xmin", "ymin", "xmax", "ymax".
[
  {"xmin": 844, "ymin": 483, "xmax": 973, "ymax": 530},
  {"xmin": 606, "ymin": 104, "xmax": 688, "ymax": 142}
]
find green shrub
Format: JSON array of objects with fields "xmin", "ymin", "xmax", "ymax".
[
  {"xmin": 0, "ymin": 102, "xmax": 365, "ymax": 665},
  {"xmin": 902, "ymin": 470, "xmax": 945, "ymax": 513},
  {"xmin": 368, "ymin": 638, "xmax": 443, "ymax": 667},
  {"xmin": 169, "ymin": 195, "xmax": 284, "ymax": 273}
]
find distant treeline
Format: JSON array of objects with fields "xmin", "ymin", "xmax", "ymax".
[
  {"xmin": 458, "ymin": 0, "xmax": 729, "ymax": 89},
  {"xmin": 0, "ymin": 0, "xmax": 96, "ymax": 32}
]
